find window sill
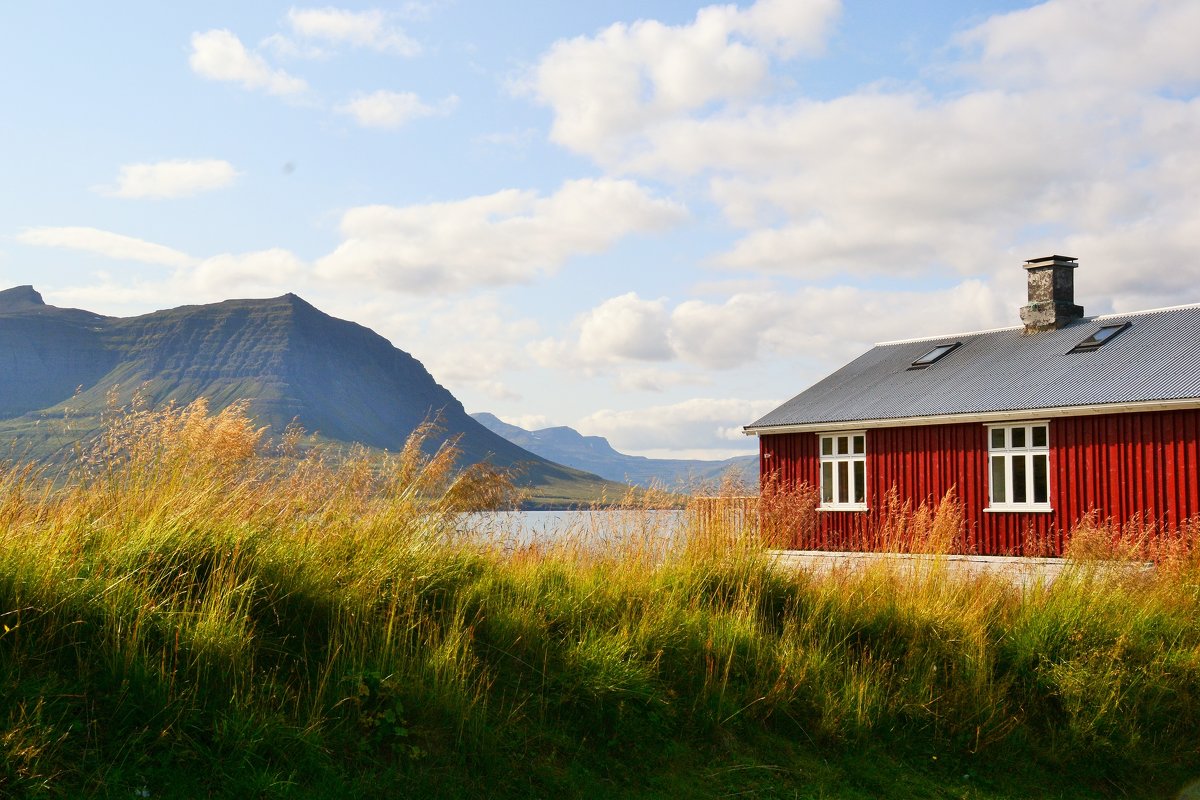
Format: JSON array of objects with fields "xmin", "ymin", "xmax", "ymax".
[
  {"xmin": 818, "ymin": 504, "xmax": 868, "ymax": 512},
  {"xmin": 984, "ymin": 506, "xmax": 1053, "ymax": 514}
]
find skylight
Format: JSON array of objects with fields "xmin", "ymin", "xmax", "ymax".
[
  {"xmin": 1069, "ymin": 322, "xmax": 1130, "ymax": 353},
  {"xmin": 908, "ymin": 342, "xmax": 961, "ymax": 370}
]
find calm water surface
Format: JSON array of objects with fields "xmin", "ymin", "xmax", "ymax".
[{"xmin": 461, "ymin": 509, "xmax": 687, "ymax": 549}]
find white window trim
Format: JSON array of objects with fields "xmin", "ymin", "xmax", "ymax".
[
  {"xmin": 818, "ymin": 430, "xmax": 868, "ymax": 511},
  {"xmin": 985, "ymin": 421, "xmax": 1053, "ymax": 513}
]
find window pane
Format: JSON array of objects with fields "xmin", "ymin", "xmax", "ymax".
[
  {"xmin": 853, "ymin": 460, "xmax": 865, "ymax": 503},
  {"xmin": 1033, "ymin": 454, "xmax": 1048, "ymax": 503},
  {"xmin": 990, "ymin": 428, "xmax": 1005, "ymax": 449},
  {"xmin": 1011, "ymin": 427, "xmax": 1026, "ymax": 448},
  {"xmin": 821, "ymin": 437, "xmax": 833, "ymax": 456},
  {"xmin": 853, "ymin": 435, "xmax": 865, "ymax": 454},
  {"xmin": 991, "ymin": 456, "xmax": 1006, "ymax": 504},
  {"xmin": 1012, "ymin": 455, "xmax": 1027, "ymax": 503},
  {"xmin": 1032, "ymin": 426, "xmax": 1047, "ymax": 448},
  {"xmin": 822, "ymin": 462, "xmax": 833, "ymax": 503},
  {"xmin": 838, "ymin": 461, "xmax": 849, "ymax": 503},
  {"xmin": 837, "ymin": 436, "xmax": 849, "ymax": 455}
]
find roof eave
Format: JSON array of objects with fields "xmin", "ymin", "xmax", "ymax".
[{"xmin": 743, "ymin": 397, "xmax": 1200, "ymax": 436}]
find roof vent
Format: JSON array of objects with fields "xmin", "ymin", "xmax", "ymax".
[{"xmin": 1020, "ymin": 255, "xmax": 1084, "ymax": 333}]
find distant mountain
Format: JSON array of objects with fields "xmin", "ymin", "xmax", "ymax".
[
  {"xmin": 0, "ymin": 286, "xmax": 619, "ymax": 504},
  {"xmin": 471, "ymin": 412, "xmax": 758, "ymax": 490}
]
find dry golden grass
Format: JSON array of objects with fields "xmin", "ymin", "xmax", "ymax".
[{"xmin": 0, "ymin": 398, "xmax": 1198, "ymax": 798}]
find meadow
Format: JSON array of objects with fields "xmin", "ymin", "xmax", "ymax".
[{"xmin": 1, "ymin": 399, "xmax": 1198, "ymax": 798}]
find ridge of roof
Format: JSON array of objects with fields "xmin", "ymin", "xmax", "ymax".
[{"xmin": 874, "ymin": 301, "xmax": 1200, "ymax": 347}]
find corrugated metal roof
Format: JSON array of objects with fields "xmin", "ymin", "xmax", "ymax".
[{"xmin": 747, "ymin": 304, "xmax": 1200, "ymax": 430}]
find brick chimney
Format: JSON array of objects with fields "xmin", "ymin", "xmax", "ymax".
[{"xmin": 1020, "ymin": 255, "xmax": 1083, "ymax": 333}]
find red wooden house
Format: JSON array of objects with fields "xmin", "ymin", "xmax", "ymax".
[{"xmin": 743, "ymin": 256, "xmax": 1200, "ymax": 555}]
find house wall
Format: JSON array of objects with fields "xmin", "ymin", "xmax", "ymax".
[{"xmin": 758, "ymin": 408, "xmax": 1200, "ymax": 555}]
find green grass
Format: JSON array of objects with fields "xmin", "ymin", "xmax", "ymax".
[{"xmin": 1, "ymin": 400, "xmax": 1198, "ymax": 798}]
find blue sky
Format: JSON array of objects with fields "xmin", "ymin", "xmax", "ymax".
[{"xmin": 3, "ymin": 1, "xmax": 1198, "ymax": 458}]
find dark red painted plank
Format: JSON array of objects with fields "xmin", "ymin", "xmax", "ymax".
[{"xmin": 760, "ymin": 409, "xmax": 1200, "ymax": 555}]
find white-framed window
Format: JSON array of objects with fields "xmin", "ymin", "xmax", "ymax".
[
  {"xmin": 986, "ymin": 422, "xmax": 1051, "ymax": 512},
  {"xmin": 819, "ymin": 432, "xmax": 867, "ymax": 510}
]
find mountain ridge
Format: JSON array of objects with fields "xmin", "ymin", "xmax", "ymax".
[
  {"xmin": 0, "ymin": 287, "xmax": 621, "ymax": 503},
  {"xmin": 472, "ymin": 412, "xmax": 758, "ymax": 490}
]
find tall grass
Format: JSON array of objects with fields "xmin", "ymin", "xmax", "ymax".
[{"xmin": 1, "ymin": 399, "xmax": 1198, "ymax": 797}]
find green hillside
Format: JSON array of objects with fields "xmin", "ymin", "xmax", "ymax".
[{"xmin": 0, "ymin": 285, "xmax": 620, "ymax": 505}]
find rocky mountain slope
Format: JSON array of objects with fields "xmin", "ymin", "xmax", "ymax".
[
  {"xmin": 472, "ymin": 412, "xmax": 758, "ymax": 490},
  {"xmin": 0, "ymin": 286, "xmax": 617, "ymax": 502}
]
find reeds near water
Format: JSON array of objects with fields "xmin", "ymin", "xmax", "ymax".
[{"xmin": 1, "ymin": 399, "xmax": 1198, "ymax": 797}]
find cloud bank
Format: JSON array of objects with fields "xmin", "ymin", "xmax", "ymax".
[
  {"xmin": 315, "ymin": 179, "xmax": 688, "ymax": 293},
  {"xmin": 98, "ymin": 159, "xmax": 240, "ymax": 199}
]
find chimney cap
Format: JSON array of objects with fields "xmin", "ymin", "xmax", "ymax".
[{"xmin": 1024, "ymin": 254, "xmax": 1077, "ymax": 269}]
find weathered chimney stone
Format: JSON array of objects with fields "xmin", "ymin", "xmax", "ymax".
[{"xmin": 1020, "ymin": 255, "xmax": 1083, "ymax": 333}]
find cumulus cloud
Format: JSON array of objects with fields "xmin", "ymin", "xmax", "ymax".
[
  {"xmin": 17, "ymin": 227, "xmax": 306, "ymax": 306},
  {"xmin": 98, "ymin": 159, "xmax": 240, "ymax": 199},
  {"xmin": 956, "ymin": 0, "xmax": 1200, "ymax": 91},
  {"xmin": 336, "ymin": 90, "xmax": 458, "ymax": 129},
  {"xmin": 286, "ymin": 7, "xmax": 421, "ymax": 56},
  {"xmin": 530, "ymin": 292, "xmax": 676, "ymax": 373},
  {"xmin": 332, "ymin": 294, "xmax": 541, "ymax": 406},
  {"xmin": 577, "ymin": 292, "xmax": 673, "ymax": 362},
  {"xmin": 526, "ymin": 0, "xmax": 839, "ymax": 162},
  {"xmin": 194, "ymin": 249, "xmax": 305, "ymax": 293},
  {"xmin": 315, "ymin": 178, "xmax": 687, "ymax": 293},
  {"xmin": 501, "ymin": 414, "xmax": 552, "ymax": 431},
  {"xmin": 522, "ymin": 0, "xmax": 1200, "ymax": 305},
  {"xmin": 577, "ymin": 398, "xmax": 778, "ymax": 458},
  {"xmin": 614, "ymin": 367, "xmax": 710, "ymax": 393},
  {"xmin": 413, "ymin": 297, "xmax": 538, "ymax": 385},
  {"xmin": 648, "ymin": 89, "xmax": 1120, "ymax": 279},
  {"xmin": 190, "ymin": 29, "xmax": 308, "ymax": 96},
  {"xmin": 17, "ymin": 227, "xmax": 197, "ymax": 268},
  {"xmin": 534, "ymin": 281, "xmax": 1010, "ymax": 376},
  {"xmin": 669, "ymin": 281, "xmax": 1010, "ymax": 369}
]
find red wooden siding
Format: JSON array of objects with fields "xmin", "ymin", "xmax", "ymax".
[{"xmin": 759, "ymin": 408, "xmax": 1200, "ymax": 555}]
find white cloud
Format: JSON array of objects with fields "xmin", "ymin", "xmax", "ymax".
[
  {"xmin": 956, "ymin": 0, "xmax": 1200, "ymax": 91},
  {"xmin": 521, "ymin": 0, "xmax": 1200, "ymax": 306},
  {"xmin": 413, "ymin": 297, "xmax": 538, "ymax": 384},
  {"xmin": 18, "ymin": 227, "xmax": 307, "ymax": 310},
  {"xmin": 287, "ymin": 7, "xmax": 421, "ymax": 56},
  {"xmin": 474, "ymin": 128, "xmax": 541, "ymax": 150},
  {"xmin": 194, "ymin": 249, "xmax": 305, "ymax": 293},
  {"xmin": 577, "ymin": 398, "xmax": 777, "ymax": 458},
  {"xmin": 190, "ymin": 29, "xmax": 308, "ymax": 96},
  {"xmin": 614, "ymin": 367, "xmax": 709, "ymax": 393},
  {"xmin": 336, "ymin": 90, "xmax": 458, "ymax": 129},
  {"xmin": 259, "ymin": 33, "xmax": 328, "ymax": 60},
  {"xmin": 501, "ymin": 414, "xmax": 552, "ymax": 431},
  {"xmin": 333, "ymin": 295, "xmax": 541, "ymax": 406},
  {"xmin": 17, "ymin": 227, "xmax": 196, "ymax": 268},
  {"xmin": 669, "ymin": 281, "xmax": 1010, "ymax": 370},
  {"xmin": 526, "ymin": 0, "xmax": 839, "ymax": 162},
  {"xmin": 98, "ymin": 159, "xmax": 240, "ymax": 199},
  {"xmin": 535, "ymin": 281, "xmax": 1011, "ymax": 376},
  {"xmin": 315, "ymin": 178, "xmax": 687, "ymax": 293},
  {"xmin": 577, "ymin": 292, "xmax": 673, "ymax": 362},
  {"xmin": 530, "ymin": 292, "xmax": 676, "ymax": 372}
]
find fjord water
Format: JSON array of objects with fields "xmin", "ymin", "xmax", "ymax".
[{"xmin": 461, "ymin": 509, "xmax": 687, "ymax": 548}]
